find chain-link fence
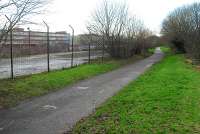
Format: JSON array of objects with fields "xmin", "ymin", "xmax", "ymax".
[{"xmin": 0, "ymin": 25, "xmax": 107, "ymax": 79}]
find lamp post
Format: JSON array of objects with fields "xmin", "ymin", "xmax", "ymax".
[{"xmin": 69, "ymin": 25, "xmax": 74, "ymax": 68}]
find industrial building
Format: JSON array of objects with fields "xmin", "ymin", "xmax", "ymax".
[{"xmin": 0, "ymin": 28, "xmax": 71, "ymax": 57}]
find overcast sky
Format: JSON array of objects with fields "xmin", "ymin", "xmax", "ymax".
[{"xmin": 26, "ymin": 0, "xmax": 199, "ymax": 35}]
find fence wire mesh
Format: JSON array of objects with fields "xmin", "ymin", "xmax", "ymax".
[{"xmin": 0, "ymin": 26, "xmax": 107, "ymax": 79}]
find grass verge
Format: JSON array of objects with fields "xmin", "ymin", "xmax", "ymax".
[
  {"xmin": 148, "ymin": 48, "xmax": 155, "ymax": 54},
  {"xmin": 160, "ymin": 46, "xmax": 171, "ymax": 53},
  {"xmin": 148, "ymin": 46, "xmax": 171, "ymax": 54},
  {"xmin": 70, "ymin": 55, "xmax": 200, "ymax": 134},
  {"xmin": 0, "ymin": 55, "xmax": 144, "ymax": 109}
]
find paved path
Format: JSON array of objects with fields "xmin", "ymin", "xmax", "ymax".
[{"xmin": 0, "ymin": 48, "xmax": 164, "ymax": 134}]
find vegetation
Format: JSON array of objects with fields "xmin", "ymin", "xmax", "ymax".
[
  {"xmin": 0, "ymin": 0, "xmax": 47, "ymax": 43},
  {"xmin": 71, "ymin": 55, "xmax": 200, "ymax": 134},
  {"xmin": 148, "ymin": 46, "xmax": 170, "ymax": 54},
  {"xmin": 160, "ymin": 46, "xmax": 171, "ymax": 53},
  {"xmin": 85, "ymin": 0, "xmax": 158, "ymax": 58},
  {"xmin": 162, "ymin": 2, "xmax": 200, "ymax": 63},
  {"xmin": 0, "ymin": 55, "xmax": 144, "ymax": 108},
  {"xmin": 148, "ymin": 48, "xmax": 155, "ymax": 54}
]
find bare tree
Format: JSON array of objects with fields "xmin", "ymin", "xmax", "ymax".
[
  {"xmin": 0, "ymin": 0, "xmax": 48, "ymax": 43},
  {"xmin": 162, "ymin": 2, "xmax": 200, "ymax": 62},
  {"xmin": 87, "ymin": 0, "xmax": 152, "ymax": 58},
  {"xmin": 125, "ymin": 17, "xmax": 152, "ymax": 55}
]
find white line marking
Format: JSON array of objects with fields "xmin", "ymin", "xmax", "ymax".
[
  {"xmin": 99, "ymin": 89, "xmax": 105, "ymax": 94},
  {"xmin": 146, "ymin": 64, "xmax": 153, "ymax": 68},
  {"xmin": 43, "ymin": 105, "xmax": 57, "ymax": 110},
  {"xmin": 77, "ymin": 86, "xmax": 89, "ymax": 90}
]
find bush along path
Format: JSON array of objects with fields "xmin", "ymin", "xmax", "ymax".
[{"xmin": 0, "ymin": 48, "xmax": 163, "ymax": 134}]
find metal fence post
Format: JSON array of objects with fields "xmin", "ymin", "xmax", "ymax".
[
  {"xmin": 88, "ymin": 36, "xmax": 91, "ymax": 64},
  {"xmin": 5, "ymin": 15, "xmax": 14, "ymax": 79},
  {"xmin": 10, "ymin": 24, "xmax": 14, "ymax": 79},
  {"xmin": 69, "ymin": 25, "xmax": 74, "ymax": 68},
  {"xmin": 102, "ymin": 35, "xmax": 105, "ymax": 62},
  {"xmin": 87, "ymin": 27, "xmax": 92, "ymax": 64},
  {"xmin": 27, "ymin": 27, "xmax": 31, "ymax": 55},
  {"xmin": 43, "ymin": 21, "xmax": 50, "ymax": 72}
]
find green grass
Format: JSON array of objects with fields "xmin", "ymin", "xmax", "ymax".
[
  {"xmin": 0, "ymin": 56, "xmax": 144, "ymax": 108},
  {"xmin": 160, "ymin": 46, "xmax": 171, "ymax": 53},
  {"xmin": 71, "ymin": 55, "xmax": 200, "ymax": 134},
  {"xmin": 148, "ymin": 46, "xmax": 171, "ymax": 54},
  {"xmin": 148, "ymin": 48, "xmax": 155, "ymax": 54}
]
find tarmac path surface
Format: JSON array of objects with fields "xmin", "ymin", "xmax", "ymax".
[{"xmin": 0, "ymin": 48, "xmax": 164, "ymax": 134}]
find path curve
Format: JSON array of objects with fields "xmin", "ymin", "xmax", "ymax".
[{"xmin": 0, "ymin": 48, "xmax": 164, "ymax": 134}]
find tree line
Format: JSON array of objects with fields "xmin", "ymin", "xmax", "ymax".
[
  {"xmin": 162, "ymin": 2, "xmax": 200, "ymax": 63},
  {"xmin": 85, "ymin": 0, "xmax": 158, "ymax": 58},
  {"xmin": 0, "ymin": 0, "xmax": 160, "ymax": 59}
]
